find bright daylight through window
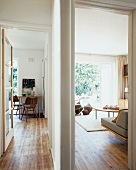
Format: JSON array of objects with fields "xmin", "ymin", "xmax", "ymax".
[
  {"xmin": 75, "ymin": 63, "xmax": 100, "ymax": 106},
  {"xmin": 13, "ymin": 60, "xmax": 18, "ymax": 95},
  {"xmin": 75, "ymin": 62, "xmax": 116, "ymax": 107}
]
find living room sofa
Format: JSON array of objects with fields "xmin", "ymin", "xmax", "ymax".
[{"xmin": 101, "ymin": 110, "xmax": 128, "ymax": 138}]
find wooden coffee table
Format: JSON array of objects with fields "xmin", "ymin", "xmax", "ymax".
[{"xmin": 93, "ymin": 107, "xmax": 128, "ymax": 119}]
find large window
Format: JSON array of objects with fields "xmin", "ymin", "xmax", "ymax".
[
  {"xmin": 75, "ymin": 63, "xmax": 100, "ymax": 106},
  {"xmin": 75, "ymin": 62, "xmax": 116, "ymax": 106}
]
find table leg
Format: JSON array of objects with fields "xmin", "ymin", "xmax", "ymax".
[
  {"xmin": 108, "ymin": 112, "xmax": 110, "ymax": 117},
  {"xmin": 113, "ymin": 112, "xmax": 114, "ymax": 117},
  {"xmin": 19, "ymin": 98, "xmax": 21, "ymax": 119}
]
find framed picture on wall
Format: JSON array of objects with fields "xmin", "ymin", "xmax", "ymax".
[{"xmin": 22, "ymin": 79, "xmax": 35, "ymax": 95}]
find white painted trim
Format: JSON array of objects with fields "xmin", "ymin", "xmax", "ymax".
[
  {"xmin": 5, "ymin": 129, "xmax": 14, "ymax": 151},
  {"xmin": 128, "ymin": 10, "xmax": 136, "ymax": 170},
  {"xmin": 0, "ymin": 27, "xmax": 3, "ymax": 157},
  {"xmin": 60, "ymin": 0, "xmax": 75, "ymax": 169},
  {"xmin": 0, "ymin": 20, "xmax": 51, "ymax": 32},
  {"xmin": 75, "ymin": 0, "xmax": 134, "ymax": 15},
  {"xmin": 51, "ymin": 148, "xmax": 56, "ymax": 170},
  {"xmin": 71, "ymin": 0, "xmax": 76, "ymax": 168},
  {"xmin": 47, "ymin": 130, "xmax": 55, "ymax": 169},
  {"xmin": 75, "ymin": 1, "xmax": 136, "ymax": 170},
  {"xmin": 76, "ymin": 52, "xmax": 117, "ymax": 57},
  {"xmin": 47, "ymin": 31, "xmax": 52, "ymax": 149},
  {"xmin": 75, "ymin": 5, "xmax": 131, "ymax": 15},
  {"xmin": 44, "ymin": 50, "xmax": 49, "ymax": 119},
  {"xmin": 75, "ymin": 0, "xmax": 136, "ymax": 9},
  {"xmin": 128, "ymin": 13, "xmax": 132, "ymax": 170}
]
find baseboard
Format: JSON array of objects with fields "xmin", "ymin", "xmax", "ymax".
[{"xmin": 51, "ymin": 148, "xmax": 56, "ymax": 170}]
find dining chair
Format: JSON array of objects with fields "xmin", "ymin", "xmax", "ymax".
[
  {"xmin": 13, "ymin": 95, "xmax": 23, "ymax": 118},
  {"xmin": 21, "ymin": 97, "xmax": 38, "ymax": 122}
]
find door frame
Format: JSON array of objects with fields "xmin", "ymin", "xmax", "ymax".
[
  {"xmin": 0, "ymin": 1, "xmax": 136, "ymax": 169},
  {"xmin": 2, "ymin": 29, "xmax": 14, "ymax": 151},
  {"xmin": 75, "ymin": 1, "xmax": 136, "ymax": 169},
  {"xmin": 0, "ymin": 22, "xmax": 52, "ymax": 155}
]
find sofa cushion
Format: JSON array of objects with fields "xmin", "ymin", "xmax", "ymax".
[
  {"xmin": 101, "ymin": 117, "xmax": 128, "ymax": 138},
  {"xmin": 116, "ymin": 110, "xmax": 128, "ymax": 130}
]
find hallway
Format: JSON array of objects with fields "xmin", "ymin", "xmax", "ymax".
[{"xmin": 0, "ymin": 118, "xmax": 54, "ymax": 170}]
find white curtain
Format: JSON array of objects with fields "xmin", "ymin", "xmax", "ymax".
[{"xmin": 117, "ymin": 56, "xmax": 127, "ymax": 99}]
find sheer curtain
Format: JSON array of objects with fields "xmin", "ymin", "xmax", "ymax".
[{"xmin": 117, "ymin": 56, "xmax": 127, "ymax": 99}]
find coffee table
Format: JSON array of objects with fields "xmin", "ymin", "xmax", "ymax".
[{"xmin": 93, "ymin": 107, "xmax": 128, "ymax": 119}]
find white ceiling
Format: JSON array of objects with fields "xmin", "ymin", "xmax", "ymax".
[
  {"xmin": 5, "ymin": 29, "xmax": 47, "ymax": 50},
  {"xmin": 75, "ymin": 8, "xmax": 128, "ymax": 55}
]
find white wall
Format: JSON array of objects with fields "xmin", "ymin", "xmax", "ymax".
[
  {"xmin": 0, "ymin": 0, "xmax": 52, "ymax": 26},
  {"xmin": 76, "ymin": 53, "xmax": 116, "ymax": 62},
  {"xmin": 75, "ymin": 8, "xmax": 128, "ymax": 55},
  {"xmin": 52, "ymin": 0, "xmax": 75, "ymax": 169},
  {"xmin": 52, "ymin": 0, "xmax": 61, "ymax": 169},
  {"xmin": 0, "ymin": 27, "xmax": 3, "ymax": 157},
  {"xmin": 14, "ymin": 49, "xmax": 44, "ymax": 95}
]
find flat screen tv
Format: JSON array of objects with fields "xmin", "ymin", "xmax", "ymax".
[{"xmin": 22, "ymin": 79, "xmax": 35, "ymax": 95}]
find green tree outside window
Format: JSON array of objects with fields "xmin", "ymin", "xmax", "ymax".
[
  {"xmin": 13, "ymin": 67, "xmax": 18, "ymax": 95},
  {"xmin": 75, "ymin": 63, "xmax": 100, "ymax": 101}
]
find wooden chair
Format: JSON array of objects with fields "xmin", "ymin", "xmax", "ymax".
[
  {"xmin": 21, "ymin": 97, "xmax": 38, "ymax": 122},
  {"xmin": 13, "ymin": 95, "xmax": 23, "ymax": 118}
]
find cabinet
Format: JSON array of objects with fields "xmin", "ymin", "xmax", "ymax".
[{"xmin": 118, "ymin": 99, "xmax": 128, "ymax": 108}]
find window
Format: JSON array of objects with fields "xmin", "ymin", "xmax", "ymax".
[
  {"xmin": 13, "ymin": 60, "xmax": 18, "ymax": 95},
  {"xmin": 75, "ymin": 63, "xmax": 100, "ymax": 106},
  {"xmin": 75, "ymin": 62, "xmax": 117, "ymax": 106}
]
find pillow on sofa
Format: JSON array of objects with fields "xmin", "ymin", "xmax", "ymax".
[{"xmin": 116, "ymin": 110, "xmax": 128, "ymax": 130}]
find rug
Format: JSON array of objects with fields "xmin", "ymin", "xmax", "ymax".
[{"xmin": 75, "ymin": 115, "xmax": 107, "ymax": 132}]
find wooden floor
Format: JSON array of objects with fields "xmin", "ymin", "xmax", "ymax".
[
  {"xmin": 75, "ymin": 113, "xmax": 128, "ymax": 170},
  {"xmin": 0, "ymin": 118, "xmax": 54, "ymax": 170},
  {"xmin": 0, "ymin": 113, "xmax": 128, "ymax": 170}
]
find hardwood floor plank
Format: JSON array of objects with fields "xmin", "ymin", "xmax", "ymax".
[
  {"xmin": 0, "ymin": 114, "xmax": 129, "ymax": 170},
  {"xmin": 0, "ymin": 118, "xmax": 54, "ymax": 170},
  {"xmin": 75, "ymin": 121, "xmax": 128, "ymax": 170}
]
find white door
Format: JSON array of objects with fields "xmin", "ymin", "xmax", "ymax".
[{"xmin": 2, "ymin": 29, "xmax": 14, "ymax": 152}]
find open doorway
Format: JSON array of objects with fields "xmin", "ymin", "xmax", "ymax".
[
  {"xmin": 1, "ymin": 27, "xmax": 49, "ymax": 149},
  {"xmin": 5, "ymin": 28, "xmax": 48, "ymax": 122},
  {"xmin": 75, "ymin": 8, "xmax": 128, "ymax": 169},
  {"xmin": 0, "ymin": 27, "xmax": 54, "ymax": 169}
]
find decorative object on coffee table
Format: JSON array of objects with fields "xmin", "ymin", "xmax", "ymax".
[
  {"xmin": 75, "ymin": 104, "xmax": 83, "ymax": 115},
  {"xmin": 82, "ymin": 109, "xmax": 89, "ymax": 115},
  {"xmin": 75, "ymin": 107, "xmax": 83, "ymax": 114},
  {"xmin": 84, "ymin": 105, "xmax": 93, "ymax": 113},
  {"xmin": 82, "ymin": 103, "xmax": 93, "ymax": 115},
  {"xmin": 103, "ymin": 105, "xmax": 119, "ymax": 110}
]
